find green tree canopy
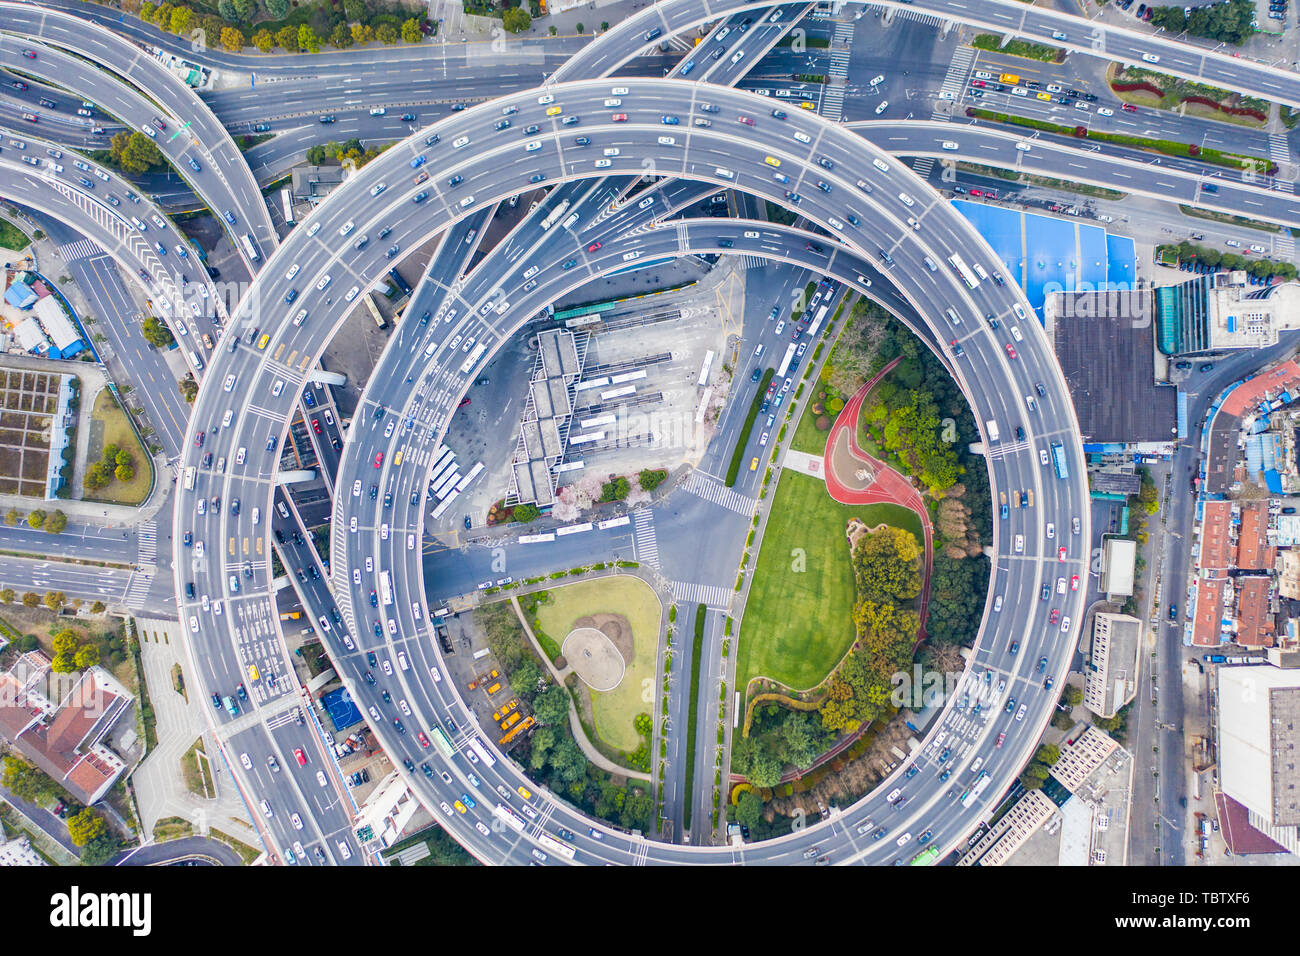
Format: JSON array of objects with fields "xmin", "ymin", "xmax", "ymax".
[{"xmin": 503, "ymin": 7, "xmax": 532, "ymax": 33}]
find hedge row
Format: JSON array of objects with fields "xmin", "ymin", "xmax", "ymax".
[{"xmin": 724, "ymin": 368, "xmax": 775, "ymax": 487}]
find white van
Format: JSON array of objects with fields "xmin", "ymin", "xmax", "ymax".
[
  {"xmin": 972, "ymin": 262, "xmax": 989, "ymax": 281},
  {"xmin": 189, "ymin": 350, "xmax": 204, "ymax": 371},
  {"xmin": 923, "ymin": 256, "xmax": 938, "ymax": 272},
  {"xmin": 716, "ymin": 167, "xmax": 735, "ymax": 180},
  {"xmin": 944, "ymin": 308, "xmax": 961, "ymax": 325}
]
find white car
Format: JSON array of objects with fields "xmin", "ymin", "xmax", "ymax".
[
  {"xmin": 240, "ymin": 752, "xmax": 252, "ymax": 769},
  {"xmin": 1039, "ymin": 449, "xmax": 1049, "ymax": 466},
  {"xmin": 1098, "ymin": 107, "xmax": 1114, "ymax": 116},
  {"xmin": 338, "ymin": 220, "xmax": 354, "ymax": 236},
  {"xmin": 382, "ymin": 659, "xmax": 393, "ymax": 676},
  {"xmin": 874, "ymin": 100, "xmax": 889, "ymax": 115},
  {"xmin": 316, "ymin": 771, "xmax": 327, "ymax": 787},
  {"xmin": 1060, "ymin": 615, "xmax": 1072, "ymax": 633},
  {"xmin": 398, "ymin": 698, "xmax": 411, "ymax": 716},
  {"xmin": 290, "ymin": 813, "xmax": 304, "ymax": 830},
  {"xmin": 870, "ymin": 74, "xmax": 884, "ymax": 86},
  {"xmin": 1046, "ymin": 523, "xmax": 1055, "ymax": 539}
]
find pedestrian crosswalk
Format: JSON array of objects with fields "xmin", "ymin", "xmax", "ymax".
[
  {"xmin": 987, "ymin": 439, "xmax": 1031, "ymax": 461},
  {"xmin": 632, "ymin": 508, "xmax": 660, "ymax": 569},
  {"xmin": 1277, "ymin": 232, "xmax": 1295, "ymax": 259},
  {"xmin": 932, "ymin": 44, "xmax": 975, "ymax": 122},
  {"xmin": 912, "ymin": 157, "xmax": 936, "ymax": 180},
  {"xmin": 739, "ymin": 255, "xmax": 768, "ymax": 269},
  {"xmin": 137, "ymin": 519, "xmax": 157, "ymax": 569},
  {"xmin": 680, "ymin": 471, "xmax": 756, "ymax": 516},
  {"xmin": 124, "ymin": 569, "xmax": 154, "ymax": 609},
  {"xmin": 1269, "ymin": 132, "xmax": 1290, "ymax": 166},
  {"xmin": 59, "ymin": 238, "xmax": 99, "ymax": 262},
  {"xmin": 885, "ymin": 4, "xmax": 944, "ymax": 26},
  {"xmin": 670, "ymin": 581, "xmax": 734, "ymax": 609},
  {"xmin": 817, "ymin": 19, "xmax": 855, "ymax": 123}
]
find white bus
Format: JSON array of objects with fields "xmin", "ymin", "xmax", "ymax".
[
  {"xmin": 698, "ymin": 349, "xmax": 715, "ymax": 387},
  {"xmin": 280, "ymin": 187, "xmax": 294, "ymax": 225},
  {"xmin": 455, "ymin": 462, "xmax": 484, "ymax": 492},
  {"xmin": 960, "ymin": 771, "xmax": 991, "ymax": 808},
  {"xmin": 467, "ymin": 737, "xmax": 497, "ymax": 767},
  {"xmin": 379, "ymin": 569, "xmax": 394, "ymax": 606},
  {"xmin": 430, "ymin": 488, "xmax": 460, "ymax": 520},
  {"xmin": 240, "ymin": 234, "xmax": 260, "ymax": 262},
  {"xmin": 775, "ymin": 342, "xmax": 797, "ymax": 379},
  {"xmin": 541, "ymin": 200, "xmax": 571, "ymax": 230},
  {"xmin": 947, "ymin": 254, "xmax": 979, "ymax": 289},
  {"xmin": 459, "ymin": 342, "xmax": 487, "ymax": 375},
  {"xmin": 493, "ymin": 804, "xmax": 526, "ymax": 833},
  {"xmin": 537, "ymin": 831, "xmax": 577, "ymax": 860},
  {"xmin": 182, "ymin": 466, "xmax": 195, "ymax": 490}
]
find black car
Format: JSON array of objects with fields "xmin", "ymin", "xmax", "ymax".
[{"xmin": 211, "ymin": 693, "xmax": 221, "ymax": 708}]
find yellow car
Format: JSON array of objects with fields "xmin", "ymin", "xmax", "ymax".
[
  {"xmin": 393, "ymin": 450, "xmax": 404, "ymax": 466},
  {"xmin": 545, "ymin": 105, "xmax": 562, "ymax": 116},
  {"xmin": 247, "ymin": 664, "xmax": 260, "ymax": 682},
  {"xmin": 256, "ymin": 333, "xmax": 270, "ymax": 350},
  {"xmin": 799, "ymin": 101, "xmax": 816, "ymax": 110},
  {"xmin": 516, "ymin": 785, "xmax": 532, "ymax": 800},
  {"xmin": 453, "ymin": 800, "xmax": 467, "ymax": 814},
  {"xmin": 764, "ymin": 155, "xmax": 781, "ymax": 168},
  {"xmin": 1036, "ymin": 91, "xmax": 1052, "ymax": 102},
  {"xmin": 750, "ymin": 457, "xmax": 759, "ymax": 471}
]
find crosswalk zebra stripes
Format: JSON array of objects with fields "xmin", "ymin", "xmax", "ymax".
[
  {"xmin": 59, "ymin": 238, "xmax": 99, "ymax": 262},
  {"xmin": 911, "ymin": 157, "xmax": 936, "ymax": 180},
  {"xmin": 679, "ymin": 471, "xmax": 756, "ymax": 516},
  {"xmin": 816, "ymin": 19, "xmax": 855, "ymax": 123},
  {"xmin": 1276, "ymin": 232, "xmax": 1295, "ymax": 259},
  {"xmin": 137, "ymin": 519, "xmax": 157, "ymax": 569},
  {"xmin": 932, "ymin": 44, "xmax": 975, "ymax": 123},
  {"xmin": 123, "ymin": 570, "xmax": 154, "ymax": 609},
  {"xmin": 632, "ymin": 509, "xmax": 660, "ymax": 569},
  {"xmin": 883, "ymin": 3, "xmax": 944, "ymax": 26},
  {"xmin": 987, "ymin": 439, "xmax": 1031, "ymax": 461},
  {"xmin": 670, "ymin": 581, "xmax": 734, "ymax": 609}
]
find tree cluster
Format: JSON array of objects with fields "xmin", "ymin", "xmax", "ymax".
[
  {"xmin": 1149, "ymin": 0, "xmax": 1255, "ymax": 45},
  {"xmin": 133, "ymin": 0, "xmax": 427, "ymax": 53},
  {"xmin": 1159, "ymin": 241, "xmax": 1298, "ymax": 281},
  {"xmin": 108, "ymin": 131, "xmax": 165, "ymax": 175},
  {"xmin": 817, "ymin": 527, "xmax": 923, "ymax": 734},
  {"xmin": 84, "ymin": 442, "xmax": 135, "ymax": 491}
]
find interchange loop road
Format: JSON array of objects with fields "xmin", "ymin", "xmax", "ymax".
[{"xmin": 174, "ymin": 76, "xmax": 1091, "ymax": 864}]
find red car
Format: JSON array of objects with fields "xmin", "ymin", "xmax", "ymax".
[
  {"xmin": 587, "ymin": 241, "xmax": 602, "ymax": 252},
  {"xmin": 311, "ymin": 418, "xmax": 322, "ymax": 434},
  {"xmin": 22, "ymin": 49, "xmax": 37, "ymax": 59},
  {"xmin": 970, "ymin": 79, "xmax": 986, "ymax": 88},
  {"xmin": 12, "ymin": 81, "xmax": 28, "ymax": 91},
  {"xmin": 417, "ymin": 731, "xmax": 431, "ymax": 749},
  {"xmin": 1120, "ymin": 103, "xmax": 1138, "ymax": 113},
  {"xmin": 611, "ymin": 113, "xmax": 628, "ymax": 122},
  {"xmin": 995, "ymin": 732, "xmax": 1006, "ymax": 749},
  {"xmin": 1058, "ymin": 546, "xmax": 1067, "ymax": 562},
  {"xmin": 1005, "ymin": 343, "xmax": 1017, "ymax": 359},
  {"xmin": 458, "ymin": 397, "xmax": 471, "ymax": 408},
  {"xmin": 1070, "ymin": 574, "xmax": 1080, "ymax": 591},
  {"xmin": 294, "ymin": 748, "xmax": 307, "ymax": 766},
  {"xmin": 1049, "ymin": 608, "xmax": 1060, "ymax": 625},
  {"xmin": 195, "ymin": 430, "xmax": 205, "ymax": 447},
  {"xmin": 738, "ymin": 115, "xmax": 755, "ymax": 126},
  {"xmin": 373, "ymin": 452, "xmax": 384, "ymax": 468},
  {"xmin": 969, "ymin": 188, "xmax": 983, "ymax": 198}
]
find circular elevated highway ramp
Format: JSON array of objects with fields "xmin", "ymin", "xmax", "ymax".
[{"xmin": 174, "ymin": 78, "xmax": 1090, "ymax": 865}]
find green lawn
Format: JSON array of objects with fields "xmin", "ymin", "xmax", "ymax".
[
  {"xmin": 737, "ymin": 471, "xmax": 922, "ymax": 705},
  {"xmin": 83, "ymin": 389, "xmax": 153, "ymax": 506},
  {"xmin": 534, "ymin": 576, "xmax": 661, "ymax": 752},
  {"xmin": 0, "ymin": 217, "xmax": 30, "ymax": 251}
]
